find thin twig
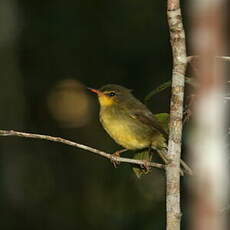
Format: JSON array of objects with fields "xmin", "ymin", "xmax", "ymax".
[
  {"xmin": 216, "ymin": 56, "xmax": 230, "ymax": 61},
  {"xmin": 0, "ymin": 130, "xmax": 165, "ymax": 170},
  {"xmin": 144, "ymin": 77, "xmax": 197, "ymax": 104},
  {"xmin": 187, "ymin": 55, "xmax": 230, "ymax": 62},
  {"xmin": 187, "ymin": 55, "xmax": 198, "ymax": 63}
]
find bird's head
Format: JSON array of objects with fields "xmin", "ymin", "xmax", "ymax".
[{"xmin": 88, "ymin": 84, "xmax": 132, "ymax": 107}]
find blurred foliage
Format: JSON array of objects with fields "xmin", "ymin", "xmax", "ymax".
[{"xmin": 0, "ymin": 0, "xmax": 194, "ymax": 229}]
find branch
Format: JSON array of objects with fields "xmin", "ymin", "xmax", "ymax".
[
  {"xmin": 144, "ymin": 77, "xmax": 197, "ymax": 104},
  {"xmin": 187, "ymin": 55, "xmax": 230, "ymax": 62},
  {"xmin": 166, "ymin": 0, "xmax": 187, "ymax": 229},
  {"xmin": 0, "ymin": 130, "xmax": 164, "ymax": 170},
  {"xmin": 216, "ymin": 56, "xmax": 230, "ymax": 61}
]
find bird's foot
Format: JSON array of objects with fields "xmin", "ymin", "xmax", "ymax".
[
  {"xmin": 110, "ymin": 152, "xmax": 120, "ymax": 168},
  {"xmin": 140, "ymin": 160, "xmax": 151, "ymax": 172},
  {"xmin": 110, "ymin": 149, "xmax": 128, "ymax": 168}
]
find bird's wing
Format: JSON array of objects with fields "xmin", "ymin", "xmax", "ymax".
[
  {"xmin": 122, "ymin": 96, "xmax": 168, "ymax": 138},
  {"xmin": 130, "ymin": 111, "xmax": 168, "ymax": 139}
]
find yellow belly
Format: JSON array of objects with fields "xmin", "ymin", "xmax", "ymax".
[{"xmin": 100, "ymin": 115, "xmax": 151, "ymax": 150}]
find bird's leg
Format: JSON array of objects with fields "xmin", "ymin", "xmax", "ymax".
[
  {"xmin": 112, "ymin": 148, "xmax": 128, "ymax": 156},
  {"xmin": 110, "ymin": 149, "xmax": 128, "ymax": 168}
]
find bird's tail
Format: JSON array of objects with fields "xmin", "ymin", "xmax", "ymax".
[{"xmin": 132, "ymin": 149, "xmax": 153, "ymax": 178}]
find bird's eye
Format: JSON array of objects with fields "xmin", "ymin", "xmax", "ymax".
[{"xmin": 107, "ymin": 92, "xmax": 116, "ymax": 97}]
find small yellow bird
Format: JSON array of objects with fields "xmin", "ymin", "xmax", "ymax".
[{"xmin": 89, "ymin": 84, "xmax": 191, "ymax": 175}]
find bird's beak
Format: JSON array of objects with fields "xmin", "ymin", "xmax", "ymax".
[
  {"xmin": 87, "ymin": 87, "xmax": 102, "ymax": 95},
  {"xmin": 88, "ymin": 87, "xmax": 114, "ymax": 106}
]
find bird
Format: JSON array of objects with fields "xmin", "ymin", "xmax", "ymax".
[{"xmin": 89, "ymin": 84, "xmax": 191, "ymax": 176}]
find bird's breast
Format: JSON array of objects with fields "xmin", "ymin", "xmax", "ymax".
[{"xmin": 100, "ymin": 108, "xmax": 151, "ymax": 150}]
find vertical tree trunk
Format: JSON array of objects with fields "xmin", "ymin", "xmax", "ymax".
[
  {"xmin": 166, "ymin": 0, "xmax": 187, "ymax": 230},
  {"xmin": 189, "ymin": 0, "xmax": 228, "ymax": 230}
]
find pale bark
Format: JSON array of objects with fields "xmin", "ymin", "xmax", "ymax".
[
  {"xmin": 166, "ymin": 0, "xmax": 187, "ymax": 230},
  {"xmin": 0, "ymin": 129, "xmax": 165, "ymax": 170}
]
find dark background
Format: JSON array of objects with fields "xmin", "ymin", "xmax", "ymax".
[{"xmin": 1, "ymin": 0, "xmax": 228, "ymax": 230}]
